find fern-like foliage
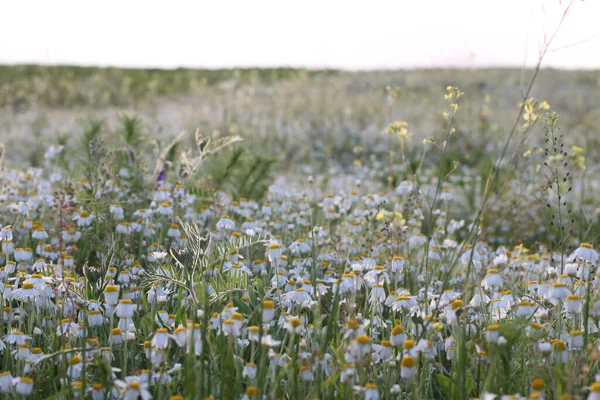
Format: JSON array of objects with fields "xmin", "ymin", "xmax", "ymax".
[
  {"xmin": 141, "ymin": 217, "xmax": 267, "ymax": 307},
  {"xmin": 151, "ymin": 131, "xmax": 187, "ymax": 183},
  {"xmin": 118, "ymin": 114, "xmax": 147, "ymax": 167},
  {"xmin": 179, "ymin": 129, "xmax": 243, "ymax": 180}
]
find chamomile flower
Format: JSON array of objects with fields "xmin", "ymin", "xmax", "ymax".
[
  {"xmin": 4, "ymin": 330, "xmax": 30, "ymax": 345},
  {"xmin": 403, "ymin": 339, "xmax": 419, "ymax": 357},
  {"xmin": 568, "ymin": 243, "xmax": 599, "ymax": 264},
  {"xmin": 553, "ymin": 340, "xmax": 568, "ymax": 362},
  {"xmin": 530, "ymin": 379, "xmax": 545, "ymax": 398},
  {"xmin": 242, "ymin": 362, "xmax": 257, "ymax": 379},
  {"xmin": 373, "ymin": 340, "xmax": 393, "ymax": 361},
  {"xmin": 157, "ymin": 201, "xmax": 174, "ymax": 215},
  {"xmin": 390, "ymin": 325, "xmax": 406, "ymax": 346},
  {"xmin": 110, "ymin": 328, "xmax": 124, "ymax": 345},
  {"xmin": 481, "ymin": 269, "xmax": 503, "ymax": 290},
  {"xmin": 364, "ymin": 383, "xmax": 379, "ymax": 400},
  {"xmin": 486, "ymin": 324, "xmax": 500, "ymax": 343},
  {"xmin": 171, "ymin": 326, "xmax": 187, "ymax": 347},
  {"xmin": 445, "ymin": 299, "xmax": 464, "ymax": 324},
  {"xmin": 516, "ymin": 301, "xmax": 535, "ymax": 318},
  {"xmin": 266, "ymin": 243, "xmax": 283, "ymax": 262},
  {"xmin": 32, "ymin": 228, "xmax": 49, "ymax": 240},
  {"xmin": 75, "ymin": 210, "xmax": 94, "ymax": 227},
  {"xmin": 222, "ymin": 319, "xmax": 241, "ymax": 337},
  {"xmin": 470, "ymin": 291, "xmax": 491, "ymax": 306},
  {"xmin": 0, "ymin": 371, "xmax": 13, "ymax": 392},
  {"xmin": 14, "ymin": 376, "xmax": 34, "ymax": 395},
  {"xmin": 283, "ymin": 287, "xmax": 312, "ymax": 305},
  {"xmin": 0, "ymin": 226, "xmax": 13, "ymax": 241},
  {"xmin": 568, "ymin": 330, "xmax": 584, "ymax": 350},
  {"xmin": 104, "ymin": 285, "xmax": 120, "ymax": 306},
  {"xmin": 548, "ymin": 282, "xmax": 570, "ymax": 304},
  {"xmin": 261, "ymin": 335, "xmax": 281, "ymax": 348},
  {"xmin": 391, "ymin": 294, "xmax": 418, "ymax": 312},
  {"xmin": 67, "ymin": 355, "xmax": 83, "ymax": 379},
  {"xmin": 115, "ymin": 299, "xmax": 135, "ymax": 318},
  {"xmin": 285, "ymin": 317, "xmax": 304, "ymax": 335},
  {"xmin": 13, "ymin": 282, "xmax": 39, "ymax": 302},
  {"xmin": 589, "ymin": 381, "xmax": 600, "ymax": 400},
  {"xmin": 400, "ymin": 355, "xmax": 417, "ymax": 379},
  {"xmin": 167, "ymin": 224, "xmax": 180, "ymax": 238},
  {"xmin": 368, "ymin": 284, "xmax": 386, "ymax": 304},
  {"xmin": 109, "ymin": 204, "xmax": 124, "ymax": 220},
  {"xmin": 115, "ymin": 376, "xmax": 151, "ymax": 400},
  {"xmin": 364, "ymin": 266, "xmax": 390, "ymax": 287},
  {"xmin": 262, "ymin": 300, "xmax": 276, "ymax": 323},
  {"xmin": 566, "ymin": 295, "xmax": 582, "ymax": 313},
  {"xmin": 216, "ymin": 215, "xmax": 235, "ymax": 231},
  {"xmin": 354, "ymin": 335, "xmax": 372, "ymax": 359},
  {"xmin": 289, "ymin": 238, "xmax": 311, "ymax": 255}
]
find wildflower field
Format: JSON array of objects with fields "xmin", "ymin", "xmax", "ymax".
[{"xmin": 1, "ymin": 64, "xmax": 600, "ymax": 400}]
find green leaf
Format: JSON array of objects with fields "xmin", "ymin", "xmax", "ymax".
[
  {"xmin": 141, "ymin": 313, "xmax": 155, "ymax": 335},
  {"xmin": 175, "ymin": 305, "xmax": 187, "ymax": 326},
  {"xmin": 248, "ymin": 283, "xmax": 257, "ymax": 308},
  {"xmin": 233, "ymin": 297, "xmax": 252, "ymax": 316},
  {"xmin": 437, "ymin": 374, "xmax": 453, "ymax": 398},
  {"xmin": 466, "ymin": 373, "xmax": 474, "ymax": 396},
  {"xmin": 257, "ymin": 277, "xmax": 265, "ymax": 299}
]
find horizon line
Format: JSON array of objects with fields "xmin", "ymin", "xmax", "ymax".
[{"xmin": 2, "ymin": 62, "xmax": 599, "ymax": 73}]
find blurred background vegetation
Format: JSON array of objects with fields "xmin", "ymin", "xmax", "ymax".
[
  {"xmin": 2, "ymin": 65, "xmax": 599, "ymax": 167},
  {"xmin": 0, "ymin": 65, "xmax": 338, "ymax": 109}
]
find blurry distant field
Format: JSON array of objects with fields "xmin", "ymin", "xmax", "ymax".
[{"xmin": 2, "ymin": 65, "xmax": 600, "ymax": 165}]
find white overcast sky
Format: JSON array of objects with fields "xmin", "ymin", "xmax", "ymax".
[{"xmin": 1, "ymin": 0, "xmax": 599, "ymax": 69}]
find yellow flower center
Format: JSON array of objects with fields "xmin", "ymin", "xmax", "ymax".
[
  {"xmin": 356, "ymin": 335, "xmax": 370, "ymax": 345},
  {"xmin": 401, "ymin": 355, "xmax": 416, "ymax": 368},
  {"xmin": 531, "ymin": 378, "xmax": 545, "ymax": 391}
]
